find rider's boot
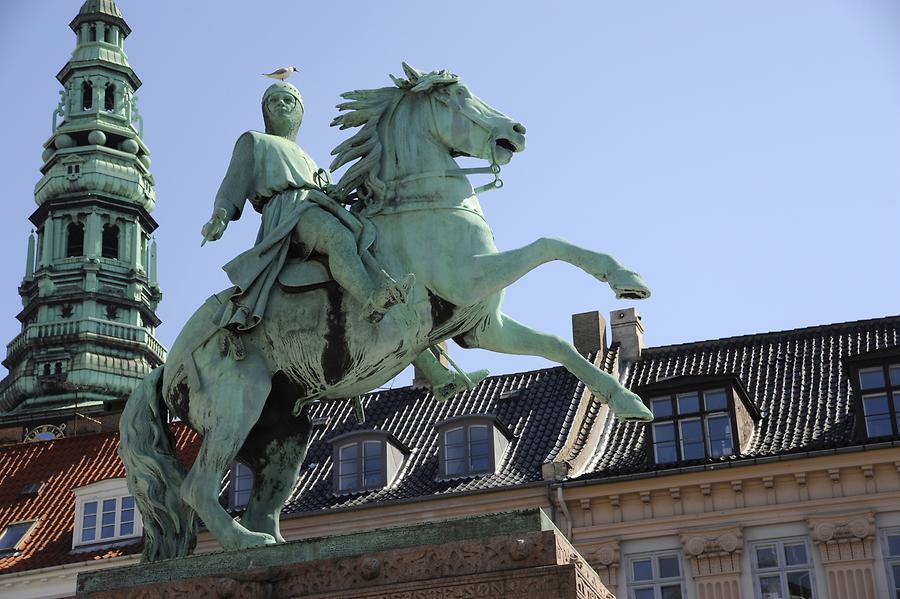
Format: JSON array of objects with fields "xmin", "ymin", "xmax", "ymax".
[
  {"xmin": 412, "ymin": 348, "xmax": 490, "ymax": 402},
  {"xmin": 432, "ymin": 368, "xmax": 491, "ymax": 403},
  {"xmin": 364, "ymin": 272, "xmax": 416, "ymax": 323}
]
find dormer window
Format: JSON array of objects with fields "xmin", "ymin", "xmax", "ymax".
[
  {"xmin": 331, "ymin": 431, "xmax": 406, "ymax": 494},
  {"xmin": 650, "ymin": 389, "xmax": 733, "ymax": 464},
  {"xmin": 857, "ymin": 363, "xmax": 900, "ymax": 438},
  {"xmin": 435, "ymin": 415, "xmax": 511, "ymax": 479},
  {"xmin": 73, "ymin": 478, "xmax": 142, "ymax": 549},
  {"xmin": 639, "ymin": 375, "xmax": 761, "ymax": 467}
]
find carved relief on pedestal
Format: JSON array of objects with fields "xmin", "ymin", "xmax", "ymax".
[
  {"xmin": 807, "ymin": 511, "xmax": 877, "ymax": 599},
  {"xmin": 680, "ymin": 527, "xmax": 743, "ymax": 599}
]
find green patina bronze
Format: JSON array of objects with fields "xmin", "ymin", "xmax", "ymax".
[
  {"xmin": 1, "ymin": 0, "xmax": 163, "ymax": 433},
  {"xmin": 119, "ymin": 63, "xmax": 652, "ymax": 562}
]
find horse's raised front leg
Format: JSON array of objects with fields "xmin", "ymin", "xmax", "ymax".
[
  {"xmin": 462, "ymin": 311, "xmax": 652, "ymax": 422},
  {"xmin": 432, "ymin": 237, "xmax": 650, "ymax": 307},
  {"xmin": 180, "ymin": 348, "xmax": 277, "ymax": 551}
]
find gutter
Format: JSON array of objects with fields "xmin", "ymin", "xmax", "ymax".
[
  {"xmin": 0, "ymin": 552, "xmax": 137, "ymax": 582},
  {"xmin": 554, "ymin": 486, "xmax": 573, "ymax": 539},
  {"xmin": 553, "ymin": 439, "xmax": 900, "ymax": 491}
]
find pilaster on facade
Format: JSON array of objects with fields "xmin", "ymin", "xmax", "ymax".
[
  {"xmin": 680, "ymin": 526, "xmax": 742, "ymax": 599},
  {"xmin": 588, "ymin": 540, "xmax": 619, "ymax": 595},
  {"xmin": 807, "ymin": 511, "xmax": 878, "ymax": 599}
]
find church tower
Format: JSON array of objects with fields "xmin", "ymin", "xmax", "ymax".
[{"xmin": 0, "ymin": 0, "xmax": 165, "ymax": 442}]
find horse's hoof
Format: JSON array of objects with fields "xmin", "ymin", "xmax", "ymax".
[
  {"xmin": 607, "ymin": 388, "xmax": 653, "ymax": 422},
  {"xmin": 239, "ymin": 531, "xmax": 278, "ymax": 549},
  {"xmin": 607, "ymin": 269, "xmax": 651, "ymax": 300},
  {"xmin": 433, "ymin": 369, "xmax": 490, "ymax": 403}
]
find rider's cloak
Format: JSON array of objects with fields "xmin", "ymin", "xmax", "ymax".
[{"xmin": 213, "ymin": 130, "xmax": 319, "ymax": 331}]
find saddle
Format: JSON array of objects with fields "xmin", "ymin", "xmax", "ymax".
[{"xmin": 276, "ymin": 257, "xmax": 333, "ymax": 292}]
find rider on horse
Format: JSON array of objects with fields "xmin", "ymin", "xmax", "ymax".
[{"xmin": 201, "ymin": 81, "xmax": 485, "ymax": 401}]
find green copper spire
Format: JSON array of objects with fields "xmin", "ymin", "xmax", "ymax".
[
  {"xmin": 0, "ymin": 1, "xmax": 165, "ymax": 442},
  {"xmin": 37, "ymin": 0, "xmax": 153, "ymax": 211}
]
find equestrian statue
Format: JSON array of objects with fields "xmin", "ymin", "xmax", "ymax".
[{"xmin": 119, "ymin": 63, "xmax": 653, "ymax": 562}]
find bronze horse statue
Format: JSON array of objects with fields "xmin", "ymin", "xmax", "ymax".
[{"xmin": 119, "ymin": 64, "xmax": 652, "ymax": 561}]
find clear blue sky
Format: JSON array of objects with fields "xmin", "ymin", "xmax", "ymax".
[{"xmin": 1, "ymin": 1, "xmax": 898, "ymax": 385}]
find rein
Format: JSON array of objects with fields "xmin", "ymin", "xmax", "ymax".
[
  {"xmin": 384, "ymin": 90, "xmax": 505, "ymax": 195},
  {"xmin": 387, "ymin": 162, "xmax": 502, "ymax": 195}
]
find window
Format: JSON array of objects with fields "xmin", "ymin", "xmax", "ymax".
[
  {"xmin": 883, "ymin": 530, "xmax": 900, "ymax": 598},
  {"xmin": 649, "ymin": 388, "xmax": 735, "ymax": 464},
  {"xmin": 436, "ymin": 416, "xmax": 511, "ymax": 479},
  {"xmin": 0, "ymin": 521, "xmax": 37, "ymax": 554},
  {"xmin": 73, "ymin": 479, "xmax": 142, "ymax": 549},
  {"xmin": 229, "ymin": 462, "xmax": 254, "ymax": 509},
  {"xmin": 80, "ymin": 496, "xmax": 135, "ymax": 543},
  {"xmin": 337, "ymin": 440, "xmax": 384, "ymax": 492},
  {"xmin": 82, "ymin": 80, "xmax": 93, "ymax": 110},
  {"xmin": 627, "ymin": 552, "xmax": 684, "ymax": 599},
  {"xmin": 857, "ymin": 363, "xmax": 900, "ymax": 438},
  {"xmin": 102, "ymin": 224, "xmax": 119, "ymax": 259},
  {"xmin": 751, "ymin": 539, "xmax": 815, "ymax": 599},
  {"xmin": 444, "ymin": 425, "xmax": 491, "ymax": 476},
  {"xmin": 104, "ymin": 84, "xmax": 115, "ymax": 111},
  {"xmin": 66, "ymin": 222, "xmax": 85, "ymax": 257},
  {"xmin": 331, "ymin": 431, "xmax": 406, "ymax": 494}
]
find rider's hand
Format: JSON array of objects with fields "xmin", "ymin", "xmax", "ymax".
[{"xmin": 201, "ymin": 208, "xmax": 229, "ymax": 243}]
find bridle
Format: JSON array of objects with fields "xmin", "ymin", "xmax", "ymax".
[{"xmin": 382, "ymin": 87, "xmax": 506, "ymax": 196}]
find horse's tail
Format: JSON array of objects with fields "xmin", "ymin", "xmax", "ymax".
[{"xmin": 118, "ymin": 365, "xmax": 198, "ymax": 561}]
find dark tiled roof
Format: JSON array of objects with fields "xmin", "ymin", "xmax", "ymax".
[
  {"xmin": 0, "ymin": 425, "xmax": 198, "ymax": 575},
  {"xmin": 586, "ymin": 315, "xmax": 900, "ymax": 476},
  {"xmin": 284, "ymin": 365, "xmax": 587, "ymax": 514}
]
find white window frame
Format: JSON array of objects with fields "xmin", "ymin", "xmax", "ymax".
[
  {"xmin": 750, "ymin": 538, "xmax": 817, "ymax": 599},
  {"xmin": 72, "ymin": 478, "xmax": 142, "ymax": 549},
  {"xmin": 881, "ymin": 528, "xmax": 900, "ymax": 598},
  {"xmin": 626, "ymin": 550, "xmax": 685, "ymax": 598}
]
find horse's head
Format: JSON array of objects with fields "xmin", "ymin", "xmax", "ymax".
[
  {"xmin": 398, "ymin": 64, "xmax": 526, "ymax": 166},
  {"xmin": 331, "ymin": 63, "xmax": 525, "ymax": 203}
]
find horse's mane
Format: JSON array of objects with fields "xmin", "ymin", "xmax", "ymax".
[{"xmin": 329, "ymin": 63, "xmax": 458, "ymax": 204}]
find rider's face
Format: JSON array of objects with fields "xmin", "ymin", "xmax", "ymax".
[{"xmin": 264, "ymin": 92, "xmax": 303, "ymax": 137}]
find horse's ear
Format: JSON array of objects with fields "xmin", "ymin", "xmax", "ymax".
[{"xmin": 401, "ymin": 62, "xmax": 423, "ymax": 82}]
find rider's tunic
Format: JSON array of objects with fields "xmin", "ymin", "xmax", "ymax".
[{"xmin": 214, "ymin": 130, "xmax": 319, "ymax": 331}]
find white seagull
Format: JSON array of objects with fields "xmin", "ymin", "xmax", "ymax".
[{"xmin": 262, "ymin": 66, "xmax": 299, "ymax": 81}]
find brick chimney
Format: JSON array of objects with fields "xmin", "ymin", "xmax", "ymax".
[
  {"xmin": 610, "ymin": 308, "xmax": 644, "ymax": 364},
  {"xmin": 412, "ymin": 342, "xmax": 449, "ymax": 388},
  {"xmin": 571, "ymin": 311, "xmax": 607, "ymax": 357}
]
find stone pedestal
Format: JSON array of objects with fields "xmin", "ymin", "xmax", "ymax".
[{"xmin": 77, "ymin": 509, "xmax": 614, "ymax": 599}]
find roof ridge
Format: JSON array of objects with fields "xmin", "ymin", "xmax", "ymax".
[{"xmin": 643, "ymin": 314, "xmax": 900, "ymax": 355}]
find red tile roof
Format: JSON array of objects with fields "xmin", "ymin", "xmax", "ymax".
[{"xmin": 0, "ymin": 424, "xmax": 198, "ymax": 574}]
